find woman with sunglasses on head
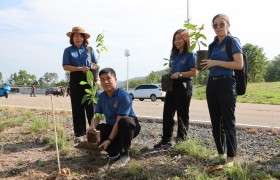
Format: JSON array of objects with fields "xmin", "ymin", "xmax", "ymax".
[
  {"xmin": 201, "ymin": 14, "xmax": 243, "ymax": 166},
  {"xmin": 63, "ymin": 26, "xmax": 98, "ymax": 143},
  {"xmin": 154, "ymin": 29, "xmax": 198, "ymax": 149}
]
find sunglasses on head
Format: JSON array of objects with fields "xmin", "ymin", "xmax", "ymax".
[{"xmin": 212, "ymin": 22, "xmax": 226, "ymax": 29}]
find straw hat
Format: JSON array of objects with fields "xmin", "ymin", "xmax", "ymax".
[{"xmin": 66, "ymin": 26, "xmax": 90, "ymax": 39}]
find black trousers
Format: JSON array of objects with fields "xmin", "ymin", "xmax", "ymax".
[
  {"xmin": 162, "ymin": 80, "xmax": 192, "ymax": 142},
  {"xmin": 96, "ymin": 116, "xmax": 141, "ymax": 157},
  {"xmin": 206, "ymin": 77, "xmax": 237, "ymax": 157},
  {"xmin": 70, "ymin": 72, "xmax": 94, "ymax": 137}
]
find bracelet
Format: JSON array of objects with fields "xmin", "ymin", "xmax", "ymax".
[{"xmin": 107, "ymin": 137, "xmax": 113, "ymax": 142}]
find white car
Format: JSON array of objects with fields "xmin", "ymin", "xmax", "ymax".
[{"xmin": 127, "ymin": 84, "xmax": 166, "ymax": 101}]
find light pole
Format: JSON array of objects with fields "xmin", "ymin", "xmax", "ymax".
[
  {"xmin": 187, "ymin": 0, "xmax": 191, "ymax": 22},
  {"xmin": 124, "ymin": 49, "xmax": 130, "ymax": 90}
]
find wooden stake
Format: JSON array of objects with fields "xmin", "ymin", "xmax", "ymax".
[{"xmin": 51, "ymin": 95, "xmax": 61, "ymax": 173}]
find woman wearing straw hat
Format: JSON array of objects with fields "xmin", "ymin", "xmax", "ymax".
[{"xmin": 63, "ymin": 26, "xmax": 98, "ymax": 143}]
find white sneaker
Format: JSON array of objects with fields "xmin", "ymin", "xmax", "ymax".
[
  {"xmin": 225, "ymin": 157, "xmax": 235, "ymax": 167},
  {"xmin": 113, "ymin": 153, "xmax": 130, "ymax": 168},
  {"xmin": 75, "ymin": 136, "xmax": 84, "ymax": 143}
]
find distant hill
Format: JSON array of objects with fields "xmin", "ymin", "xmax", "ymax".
[
  {"xmin": 117, "ymin": 76, "xmax": 146, "ymax": 88},
  {"xmin": 117, "ymin": 68, "xmax": 167, "ymax": 88}
]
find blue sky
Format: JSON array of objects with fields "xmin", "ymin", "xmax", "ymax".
[{"xmin": 0, "ymin": 0, "xmax": 279, "ymax": 82}]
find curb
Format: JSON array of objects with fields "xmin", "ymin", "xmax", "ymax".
[{"xmin": 138, "ymin": 116, "xmax": 280, "ymax": 130}]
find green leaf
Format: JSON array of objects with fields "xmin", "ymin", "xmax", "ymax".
[
  {"xmin": 79, "ymin": 81, "xmax": 88, "ymax": 85},
  {"xmin": 96, "ymin": 33, "xmax": 103, "ymax": 42},
  {"xmin": 163, "ymin": 63, "xmax": 168, "ymax": 66},
  {"xmin": 88, "ymin": 99, "xmax": 93, "ymax": 105},
  {"xmin": 92, "ymin": 83, "xmax": 99, "ymax": 94},
  {"xmin": 86, "ymin": 71, "xmax": 94, "ymax": 87},
  {"xmin": 190, "ymin": 43, "xmax": 196, "ymax": 52},
  {"xmin": 81, "ymin": 95, "xmax": 88, "ymax": 105},
  {"xmin": 94, "ymin": 113, "xmax": 105, "ymax": 121},
  {"xmin": 200, "ymin": 41, "xmax": 207, "ymax": 47},
  {"xmin": 198, "ymin": 24, "xmax": 205, "ymax": 31},
  {"xmin": 85, "ymin": 89, "xmax": 93, "ymax": 94},
  {"xmin": 183, "ymin": 22, "xmax": 208, "ymax": 51},
  {"xmin": 183, "ymin": 22, "xmax": 196, "ymax": 31},
  {"xmin": 96, "ymin": 43, "xmax": 102, "ymax": 47},
  {"xmin": 199, "ymin": 34, "xmax": 207, "ymax": 40},
  {"xmin": 92, "ymin": 97, "xmax": 99, "ymax": 104}
]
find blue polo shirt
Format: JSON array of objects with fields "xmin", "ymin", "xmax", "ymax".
[
  {"xmin": 62, "ymin": 44, "xmax": 97, "ymax": 67},
  {"xmin": 95, "ymin": 88, "xmax": 137, "ymax": 126},
  {"xmin": 171, "ymin": 52, "xmax": 196, "ymax": 79},
  {"xmin": 208, "ymin": 35, "xmax": 243, "ymax": 76}
]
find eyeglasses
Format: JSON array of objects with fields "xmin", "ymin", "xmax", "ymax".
[{"xmin": 212, "ymin": 22, "xmax": 226, "ymax": 29}]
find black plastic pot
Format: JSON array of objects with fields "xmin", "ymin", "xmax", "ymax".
[{"xmin": 196, "ymin": 50, "xmax": 208, "ymax": 70}]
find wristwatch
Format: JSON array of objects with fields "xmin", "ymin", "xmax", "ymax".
[{"xmin": 179, "ymin": 72, "xmax": 183, "ymax": 77}]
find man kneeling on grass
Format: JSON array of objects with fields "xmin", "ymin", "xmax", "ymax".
[{"xmin": 87, "ymin": 67, "xmax": 141, "ymax": 167}]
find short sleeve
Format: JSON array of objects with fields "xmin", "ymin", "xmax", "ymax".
[
  {"xmin": 62, "ymin": 48, "xmax": 71, "ymax": 66},
  {"xmin": 117, "ymin": 91, "xmax": 132, "ymax": 116},
  {"xmin": 91, "ymin": 47, "xmax": 98, "ymax": 64},
  {"xmin": 189, "ymin": 52, "xmax": 196, "ymax": 68},
  {"xmin": 95, "ymin": 97, "xmax": 102, "ymax": 114},
  {"xmin": 232, "ymin": 38, "xmax": 243, "ymax": 54}
]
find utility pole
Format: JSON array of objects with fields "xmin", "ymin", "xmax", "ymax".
[{"xmin": 124, "ymin": 49, "xmax": 130, "ymax": 91}]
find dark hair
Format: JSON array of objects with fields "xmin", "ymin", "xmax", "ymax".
[
  {"xmin": 212, "ymin": 14, "xmax": 231, "ymax": 34},
  {"xmin": 99, "ymin": 68, "xmax": 116, "ymax": 77},
  {"xmin": 171, "ymin": 29, "xmax": 190, "ymax": 56},
  {"xmin": 70, "ymin": 33, "xmax": 89, "ymax": 46}
]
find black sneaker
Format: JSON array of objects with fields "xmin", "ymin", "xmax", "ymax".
[{"xmin": 154, "ymin": 140, "xmax": 172, "ymax": 149}]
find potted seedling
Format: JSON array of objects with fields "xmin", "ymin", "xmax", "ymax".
[
  {"xmin": 80, "ymin": 32, "xmax": 108, "ymax": 106},
  {"xmin": 184, "ymin": 21, "xmax": 208, "ymax": 70},
  {"xmin": 78, "ymin": 33, "xmax": 107, "ymax": 150},
  {"xmin": 161, "ymin": 58, "xmax": 173, "ymax": 92},
  {"xmin": 86, "ymin": 113, "xmax": 105, "ymax": 143}
]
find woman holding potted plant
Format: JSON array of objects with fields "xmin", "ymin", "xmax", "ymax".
[
  {"xmin": 62, "ymin": 26, "xmax": 98, "ymax": 143},
  {"xmin": 154, "ymin": 29, "xmax": 198, "ymax": 149},
  {"xmin": 201, "ymin": 14, "xmax": 244, "ymax": 166}
]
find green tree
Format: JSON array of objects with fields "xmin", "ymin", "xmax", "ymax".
[
  {"xmin": 0, "ymin": 72, "xmax": 2, "ymax": 81},
  {"xmin": 194, "ymin": 70, "xmax": 208, "ymax": 85},
  {"xmin": 243, "ymin": 43, "xmax": 268, "ymax": 82},
  {"xmin": 125, "ymin": 79, "xmax": 146, "ymax": 89},
  {"xmin": 41, "ymin": 72, "xmax": 58, "ymax": 86},
  {"xmin": 145, "ymin": 71, "xmax": 161, "ymax": 84},
  {"xmin": 265, "ymin": 54, "xmax": 280, "ymax": 82},
  {"xmin": 38, "ymin": 77, "xmax": 47, "ymax": 87},
  {"xmin": 56, "ymin": 80, "xmax": 68, "ymax": 87},
  {"xmin": 8, "ymin": 70, "xmax": 37, "ymax": 86},
  {"xmin": 65, "ymin": 71, "xmax": 70, "ymax": 82}
]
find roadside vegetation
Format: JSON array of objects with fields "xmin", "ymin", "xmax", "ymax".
[
  {"xmin": 0, "ymin": 107, "xmax": 279, "ymax": 179},
  {"xmin": 194, "ymin": 81, "xmax": 280, "ymax": 105}
]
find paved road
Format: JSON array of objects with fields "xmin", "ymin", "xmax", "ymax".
[{"xmin": 0, "ymin": 94, "xmax": 279, "ymax": 128}]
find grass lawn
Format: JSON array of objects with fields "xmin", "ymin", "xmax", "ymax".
[{"xmin": 193, "ymin": 82, "xmax": 280, "ymax": 105}]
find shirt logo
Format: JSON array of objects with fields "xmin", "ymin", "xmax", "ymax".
[
  {"xmin": 221, "ymin": 45, "xmax": 226, "ymax": 52},
  {"xmin": 113, "ymin": 101, "xmax": 118, "ymax": 109}
]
